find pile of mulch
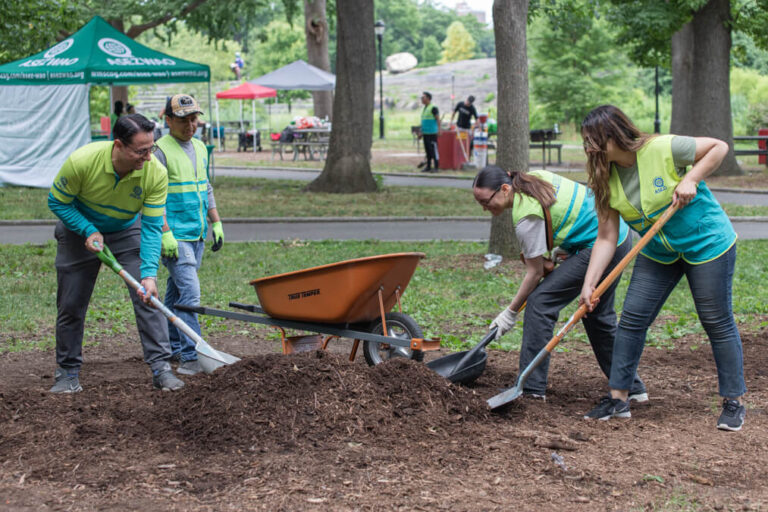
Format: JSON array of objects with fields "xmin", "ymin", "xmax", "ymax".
[
  {"xmin": 159, "ymin": 351, "xmax": 491, "ymax": 452},
  {"xmin": 0, "ymin": 351, "xmax": 492, "ymax": 489}
]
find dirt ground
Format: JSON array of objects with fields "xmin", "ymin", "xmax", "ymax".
[{"xmin": 2, "ymin": 310, "xmax": 768, "ymax": 512}]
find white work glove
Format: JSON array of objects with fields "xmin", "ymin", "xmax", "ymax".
[
  {"xmin": 550, "ymin": 246, "xmax": 569, "ymax": 264},
  {"xmin": 490, "ymin": 308, "xmax": 518, "ymax": 341}
]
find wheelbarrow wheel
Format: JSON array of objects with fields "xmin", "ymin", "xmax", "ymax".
[{"xmin": 363, "ymin": 312, "xmax": 424, "ymax": 366}]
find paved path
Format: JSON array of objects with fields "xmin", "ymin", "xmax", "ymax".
[
  {"xmin": 4, "ymin": 217, "xmax": 768, "ymax": 244},
  {"xmin": 2, "ymin": 166, "xmax": 767, "ymax": 244},
  {"xmin": 214, "ymin": 166, "xmax": 768, "ymax": 205}
]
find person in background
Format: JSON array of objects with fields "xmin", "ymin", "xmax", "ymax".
[
  {"xmin": 110, "ymin": 100, "xmax": 124, "ymax": 139},
  {"xmin": 231, "ymin": 52, "xmax": 244, "ymax": 80},
  {"xmin": 153, "ymin": 94, "xmax": 224, "ymax": 376},
  {"xmin": 47, "ymin": 114, "xmax": 184, "ymax": 393},
  {"xmin": 450, "ymin": 95, "xmax": 478, "ymax": 156},
  {"xmin": 126, "ymin": 103, "xmax": 136, "ymax": 115},
  {"xmin": 419, "ymin": 91, "xmax": 440, "ymax": 173},
  {"xmin": 579, "ymin": 104, "xmax": 746, "ymax": 431},
  {"xmin": 473, "ymin": 165, "xmax": 646, "ymax": 401}
]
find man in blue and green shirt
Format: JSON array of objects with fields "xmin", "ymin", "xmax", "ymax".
[
  {"xmin": 419, "ymin": 91, "xmax": 440, "ymax": 173},
  {"xmin": 154, "ymin": 94, "xmax": 224, "ymax": 376},
  {"xmin": 48, "ymin": 114, "xmax": 184, "ymax": 393}
]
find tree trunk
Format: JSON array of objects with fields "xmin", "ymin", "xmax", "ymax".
[
  {"xmin": 306, "ymin": 0, "xmax": 377, "ymax": 193},
  {"xmin": 489, "ymin": 0, "xmax": 527, "ymax": 257},
  {"xmin": 304, "ymin": 0, "xmax": 333, "ymax": 121},
  {"xmin": 670, "ymin": 0, "xmax": 741, "ymax": 175}
]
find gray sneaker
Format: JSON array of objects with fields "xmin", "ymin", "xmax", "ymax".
[
  {"xmin": 177, "ymin": 359, "xmax": 204, "ymax": 376},
  {"xmin": 717, "ymin": 399, "xmax": 745, "ymax": 431},
  {"xmin": 152, "ymin": 370, "xmax": 185, "ymax": 391},
  {"xmin": 49, "ymin": 367, "xmax": 82, "ymax": 394}
]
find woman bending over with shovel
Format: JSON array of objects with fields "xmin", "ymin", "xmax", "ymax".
[
  {"xmin": 579, "ymin": 105, "xmax": 746, "ymax": 431},
  {"xmin": 473, "ymin": 165, "xmax": 646, "ymax": 401}
]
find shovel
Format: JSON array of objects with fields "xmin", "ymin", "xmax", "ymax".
[
  {"xmin": 428, "ymin": 303, "xmax": 526, "ymax": 385},
  {"xmin": 487, "ymin": 203, "xmax": 680, "ymax": 410},
  {"xmin": 94, "ymin": 242, "xmax": 240, "ymax": 373}
]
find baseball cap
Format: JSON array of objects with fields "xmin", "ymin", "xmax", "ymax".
[{"xmin": 165, "ymin": 94, "xmax": 204, "ymax": 118}]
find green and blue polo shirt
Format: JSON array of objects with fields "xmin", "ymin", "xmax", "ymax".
[{"xmin": 48, "ymin": 141, "xmax": 168, "ymax": 278}]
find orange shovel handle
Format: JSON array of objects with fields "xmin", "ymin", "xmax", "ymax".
[{"xmin": 542, "ymin": 203, "xmax": 680, "ymax": 353}]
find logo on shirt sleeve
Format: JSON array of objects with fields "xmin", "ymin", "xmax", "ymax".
[
  {"xmin": 653, "ymin": 176, "xmax": 667, "ymax": 194},
  {"xmin": 57, "ymin": 176, "xmax": 69, "ymax": 190},
  {"xmin": 130, "ymin": 186, "xmax": 143, "ymax": 200}
]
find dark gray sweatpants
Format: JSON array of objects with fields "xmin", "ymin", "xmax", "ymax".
[
  {"xmin": 54, "ymin": 221, "xmax": 172, "ymax": 373},
  {"xmin": 518, "ymin": 236, "xmax": 646, "ymax": 395}
]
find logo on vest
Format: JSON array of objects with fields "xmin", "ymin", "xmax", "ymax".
[
  {"xmin": 653, "ymin": 176, "xmax": 667, "ymax": 194},
  {"xmin": 130, "ymin": 186, "xmax": 143, "ymax": 200}
]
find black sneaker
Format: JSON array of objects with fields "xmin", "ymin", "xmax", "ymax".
[
  {"xmin": 717, "ymin": 399, "xmax": 745, "ymax": 431},
  {"xmin": 584, "ymin": 396, "xmax": 631, "ymax": 420},
  {"xmin": 522, "ymin": 392, "xmax": 546, "ymax": 401},
  {"xmin": 152, "ymin": 370, "xmax": 185, "ymax": 392},
  {"xmin": 49, "ymin": 367, "xmax": 82, "ymax": 394},
  {"xmin": 421, "ymin": 166, "xmax": 433, "ymax": 173}
]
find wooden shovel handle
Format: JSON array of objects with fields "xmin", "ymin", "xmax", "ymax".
[{"xmin": 543, "ymin": 204, "xmax": 680, "ymax": 352}]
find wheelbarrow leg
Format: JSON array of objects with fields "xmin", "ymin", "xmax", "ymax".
[{"xmin": 349, "ymin": 339, "xmax": 361, "ymax": 361}]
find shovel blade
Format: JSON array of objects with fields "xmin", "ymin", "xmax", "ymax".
[
  {"xmin": 196, "ymin": 339, "xmax": 241, "ymax": 374},
  {"xmin": 487, "ymin": 385, "xmax": 523, "ymax": 410}
]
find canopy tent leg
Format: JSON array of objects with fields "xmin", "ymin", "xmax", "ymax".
[
  {"xmin": 252, "ymin": 99, "xmax": 256, "ymax": 153},
  {"xmin": 207, "ymin": 81, "xmax": 212, "ymax": 143}
]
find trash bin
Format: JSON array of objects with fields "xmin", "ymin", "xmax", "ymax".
[
  {"xmin": 760, "ymin": 128, "xmax": 768, "ymax": 165},
  {"xmin": 437, "ymin": 130, "xmax": 468, "ymax": 170}
]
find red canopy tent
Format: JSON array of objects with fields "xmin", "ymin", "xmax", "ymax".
[{"xmin": 214, "ymin": 82, "xmax": 277, "ymax": 152}]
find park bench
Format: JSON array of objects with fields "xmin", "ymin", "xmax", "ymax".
[
  {"xmin": 529, "ymin": 128, "xmax": 562, "ymax": 169},
  {"xmin": 733, "ymin": 135, "xmax": 768, "ymax": 167}
]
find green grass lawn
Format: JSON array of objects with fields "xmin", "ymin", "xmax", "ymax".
[
  {"xmin": 4, "ymin": 176, "xmax": 768, "ymax": 220},
  {"xmin": 3, "ymin": 239, "xmax": 767, "ymax": 356}
]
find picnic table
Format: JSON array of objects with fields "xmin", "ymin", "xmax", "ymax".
[{"xmin": 271, "ymin": 127, "xmax": 331, "ymax": 161}]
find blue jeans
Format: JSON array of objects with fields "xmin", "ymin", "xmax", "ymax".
[
  {"xmin": 610, "ymin": 245, "xmax": 746, "ymax": 398},
  {"xmin": 162, "ymin": 240, "xmax": 205, "ymax": 362},
  {"xmin": 519, "ymin": 237, "xmax": 645, "ymax": 395}
]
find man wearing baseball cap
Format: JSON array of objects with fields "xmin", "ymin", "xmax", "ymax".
[{"xmin": 153, "ymin": 94, "xmax": 224, "ymax": 375}]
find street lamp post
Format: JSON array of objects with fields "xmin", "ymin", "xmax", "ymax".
[
  {"xmin": 375, "ymin": 20, "xmax": 386, "ymax": 139},
  {"xmin": 654, "ymin": 65, "xmax": 661, "ymax": 134}
]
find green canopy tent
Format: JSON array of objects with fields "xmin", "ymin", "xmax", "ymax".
[{"xmin": 0, "ymin": 16, "xmax": 210, "ymax": 187}]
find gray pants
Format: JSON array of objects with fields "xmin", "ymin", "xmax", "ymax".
[
  {"xmin": 518, "ymin": 236, "xmax": 645, "ymax": 395},
  {"xmin": 54, "ymin": 221, "xmax": 172, "ymax": 373}
]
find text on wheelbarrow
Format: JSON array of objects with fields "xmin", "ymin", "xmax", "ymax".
[{"xmin": 287, "ymin": 288, "xmax": 321, "ymax": 300}]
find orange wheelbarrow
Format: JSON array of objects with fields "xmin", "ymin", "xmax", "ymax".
[{"xmin": 177, "ymin": 253, "xmax": 441, "ymax": 365}]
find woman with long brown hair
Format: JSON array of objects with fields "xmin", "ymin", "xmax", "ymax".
[
  {"xmin": 579, "ymin": 105, "xmax": 745, "ymax": 430},
  {"xmin": 473, "ymin": 165, "xmax": 644, "ymax": 400}
]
